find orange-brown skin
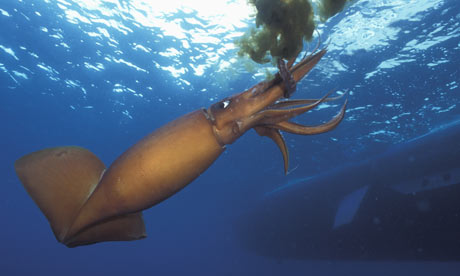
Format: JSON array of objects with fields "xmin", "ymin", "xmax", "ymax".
[
  {"xmin": 67, "ymin": 110, "xmax": 224, "ymax": 237},
  {"xmin": 15, "ymin": 48, "xmax": 347, "ymax": 246}
]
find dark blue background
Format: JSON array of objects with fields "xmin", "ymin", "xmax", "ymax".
[{"xmin": 1, "ymin": 0, "xmax": 460, "ymax": 275}]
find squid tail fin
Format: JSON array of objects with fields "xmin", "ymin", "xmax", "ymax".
[{"xmin": 14, "ymin": 146, "xmax": 146, "ymax": 247}]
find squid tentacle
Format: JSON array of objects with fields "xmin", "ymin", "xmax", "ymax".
[
  {"xmin": 286, "ymin": 55, "xmax": 297, "ymax": 69},
  {"xmin": 300, "ymin": 29, "xmax": 322, "ymax": 62},
  {"xmin": 277, "ymin": 58, "xmax": 297, "ymax": 98},
  {"xmin": 254, "ymin": 126, "xmax": 289, "ymax": 174},
  {"xmin": 265, "ymin": 45, "xmax": 326, "ymax": 101},
  {"xmin": 290, "ymin": 48, "xmax": 327, "ymax": 83},
  {"xmin": 270, "ymin": 90, "xmax": 345, "ymax": 109},
  {"xmin": 249, "ymin": 47, "xmax": 346, "ymax": 174},
  {"xmin": 255, "ymin": 90, "xmax": 334, "ymax": 125},
  {"xmin": 267, "ymin": 100, "xmax": 347, "ymax": 135}
]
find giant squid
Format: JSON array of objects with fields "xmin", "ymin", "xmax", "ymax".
[{"xmin": 14, "ymin": 47, "xmax": 346, "ymax": 247}]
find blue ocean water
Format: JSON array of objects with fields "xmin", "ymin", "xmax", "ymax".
[{"xmin": 1, "ymin": 0, "xmax": 460, "ymax": 275}]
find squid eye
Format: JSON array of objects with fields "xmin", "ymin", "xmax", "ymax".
[{"xmin": 219, "ymin": 100, "xmax": 230, "ymax": 109}]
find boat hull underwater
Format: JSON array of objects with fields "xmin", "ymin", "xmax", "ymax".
[{"xmin": 236, "ymin": 119, "xmax": 460, "ymax": 261}]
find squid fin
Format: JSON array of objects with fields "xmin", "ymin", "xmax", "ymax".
[
  {"xmin": 14, "ymin": 146, "xmax": 146, "ymax": 247},
  {"xmin": 254, "ymin": 126, "xmax": 289, "ymax": 174},
  {"xmin": 65, "ymin": 212, "xmax": 146, "ymax": 247}
]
